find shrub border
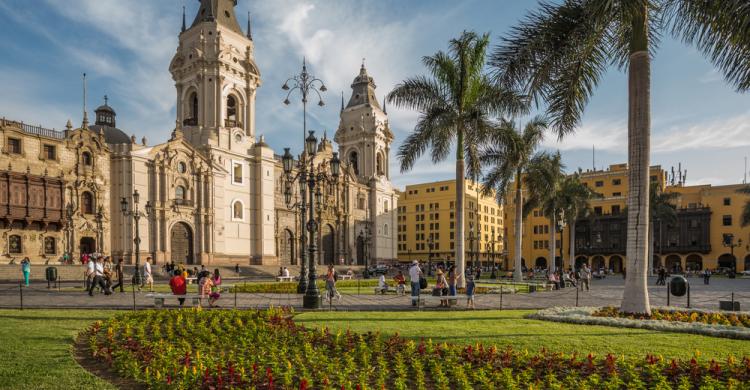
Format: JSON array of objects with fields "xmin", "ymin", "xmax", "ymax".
[{"xmin": 527, "ymin": 306, "xmax": 750, "ymax": 340}]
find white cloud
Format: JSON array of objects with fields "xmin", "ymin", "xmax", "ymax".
[
  {"xmin": 542, "ymin": 119, "xmax": 627, "ymax": 152},
  {"xmin": 652, "ymin": 112, "xmax": 750, "ymax": 153}
]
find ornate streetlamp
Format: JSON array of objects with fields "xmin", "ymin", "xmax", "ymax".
[
  {"xmin": 95, "ymin": 205, "xmax": 104, "ymax": 253},
  {"xmin": 556, "ymin": 211, "xmax": 566, "ymax": 272},
  {"xmin": 282, "ymin": 58, "xmax": 327, "ymax": 293},
  {"xmin": 722, "ymin": 233, "xmax": 742, "ymax": 274},
  {"xmin": 282, "ymin": 132, "xmax": 340, "ymax": 309},
  {"xmin": 427, "ymin": 235, "xmax": 435, "ymax": 276},
  {"xmin": 120, "ymin": 190, "xmax": 152, "ymax": 286},
  {"xmin": 468, "ymin": 224, "xmax": 475, "ymax": 270},
  {"xmin": 360, "ymin": 223, "xmax": 372, "ymax": 279}
]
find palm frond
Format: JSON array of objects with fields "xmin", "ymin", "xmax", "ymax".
[
  {"xmin": 387, "ymin": 76, "xmax": 449, "ymax": 113},
  {"xmin": 665, "ymin": 0, "xmax": 750, "ymax": 92}
]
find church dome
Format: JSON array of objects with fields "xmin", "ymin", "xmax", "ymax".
[{"xmin": 90, "ymin": 96, "xmax": 131, "ymax": 144}]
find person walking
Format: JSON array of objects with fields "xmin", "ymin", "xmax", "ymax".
[
  {"xmin": 325, "ymin": 265, "xmax": 340, "ymax": 302},
  {"xmin": 466, "ymin": 274, "xmax": 476, "ymax": 309},
  {"xmin": 110, "ymin": 258, "xmax": 125, "ymax": 293},
  {"xmin": 88, "ymin": 257, "xmax": 110, "ymax": 296},
  {"xmin": 20, "ymin": 257, "xmax": 30, "ymax": 287},
  {"xmin": 393, "ymin": 270, "xmax": 406, "ymax": 296},
  {"xmin": 141, "ymin": 257, "xmax": 154, "ymax": 292},
  {"xmin": 580, "ymin": 264, "xmax": 591, "ymax": 291},
  {"xmin": 435, "ymin": 269, "xmax": 449, "ymax": 307},
  {"xmin": 703, "ymin": 268, "xmax": 711, "ymax": 285},
  {"xmin": 199, "ymin": 272, "xmax": 216, "ymax": 307},
  {"xmin": 209, "ymin": 269, "xmax": 222, "ymax": 306},
  {"xmin": 408, "ymin": 260, "xmax": 423, "ymax": 307},
  {"xmin": 169, "ymin": 270, "xmax": 187, "ymax": 307},
  {"xmin": 447, "ymin": 265, "xmax": 459, "ymax": 297},
  {"xmin": 85, "ymin": 257, "xmax": 95, "ymax": 290},
  {"xmin": 656, "ymin": 267, "xmax": 666, "ymax": 285}
]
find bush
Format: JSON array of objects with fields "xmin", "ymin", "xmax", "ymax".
[
  {"xmin": 84, "ymin": 309, "xmax": 750, "ymax": 389},
  {"xmin": 594, "ymin": 307, "xmax": 750, "ymax": 328}
]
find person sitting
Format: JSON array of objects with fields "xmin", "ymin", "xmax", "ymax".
[
  {"xmin": 393, "ymin": 271, "xmax": 406, "ymax": 295},
  {"xmin": 169, "ymin": 270, "xmax": 187, "ymax": 307},
  {"xmin": 376, "ymin": 273, "xmax": 388, "ymax": 294},
  {"xmin": 282, "ymin": 267, "xmax": 290, "ymax": 278}
]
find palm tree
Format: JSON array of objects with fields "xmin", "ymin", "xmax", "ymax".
[
  {"xmin": 480, "ymin": 116, "xmax": 547, "ymax": 281},
  {"xmin": 649, "ymin": 186, "xmax": 679, "ymax": 274},
  {"xmin": 388, "ymin": 31, "xmax": 526, "ymax": 287},
  {"xmin": 522, "ymin": 152, "xmax": 565, "ymax": 273},
  {"xmin": 556, "ymin": 174, "xmax": 601, "ymax": 270},
  {"xmin": 490, "ymin": 1, "xmax": 750, "ymax": 314}
]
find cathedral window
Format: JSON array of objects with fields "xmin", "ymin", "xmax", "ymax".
[
  {"xmin": 348, "ymin": 151, "xmax": 359, "ymax": 175},
  {"xmin": 82, "ymin": 152, "xmax": 93, "ymax": 167},
  {"xmin": 177, "ymin": 161, "xmax": 187, "ymax": 174},
  {"xmin": 175, "ymin": 185, "xmax": 186, "ymax": 201},
  {"xmin": 7, "ymin": 138, "xmax": 21, "ymax": 154},
  {"xmin": 232, "ymin": 200, "xmax": 244, "ymax": 220},
  {"xmin": 8, "ymin": 235, "xmax": 21, "ymax": 254},
  {"xmin": 43, "ymin": 144, "xmax": 56, "ymax": 160},
  {"xmin": 376, "ymin": 152, "xmax": 384, "ymax": 175},
  {"xmin": 44, "ymin": 237, "xmax": 56, "ymax": 255},
  {"xmin": 185, "ymin": 92, "xmax": 199, "ymax": 125},
  {"xmin": 81, "ymin": 192, "xmax": 95, "ymax": 214},
  {"xmin": 226, "ymin": 95, "xmax": 238, "ymax": 127},
  {"xmin": 232, "ymin": 162, "xmax": 244, "ymax": 184}
]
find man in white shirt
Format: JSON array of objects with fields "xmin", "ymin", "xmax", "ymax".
[
  {"xmin": 282, "ymin": 267, "xmax": 290, "ymax": 278},
  {"xmin": 408, "ymin": 260, "xmax": 423, "ymax": 307},
  {"xmin": 85, "ymin": 258, "xmax": 95, "ymax": 290},
  {"xmin": 87, "ymin": 257, "xmax": 110, "ymax": 296},
  {"xmin": 580, "ymin": 264, "xmax": 592, "ymax": 291}
]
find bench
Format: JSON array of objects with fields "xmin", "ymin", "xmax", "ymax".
[
  {"xmin": 340, "ymin": 274, "xmax": 353, "ymax": 280},
  {"xmin": 146, "ymin": 293, "xmax": 203, "ymax": 307},
  {"xmin": 373, "ymin": 285, "xmax": 405, "ymax": 295},
  {"xmin": 276, "ymin": 275, "xmax": 295, "ymax": 282},
  {"xmin": 418, "ymin": 294, "xmax": 469, "ymax": 307}
]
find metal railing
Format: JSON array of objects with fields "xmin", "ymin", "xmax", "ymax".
[{"xmin": 1, "ymin": 118, "xmax": 64, "ymax": 139}]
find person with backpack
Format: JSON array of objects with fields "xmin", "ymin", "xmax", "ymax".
[
  {"xmin": 20, "ymin": 257, "xmax": 31, "ymax": 287},
  {"xmin": 325, "ymin": 265, "xmax": 341, "ymax": 302},
  {"xmin": 408, "ymin": 260, "xmax": 423, "ymax": 307}
]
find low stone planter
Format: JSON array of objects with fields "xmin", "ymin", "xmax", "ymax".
[{"xmin": 527, "ymin": 306, "xmax": 750, "ymax": 340}]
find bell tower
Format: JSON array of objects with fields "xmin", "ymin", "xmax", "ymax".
[
  {"xmin": 169, "ymin": 0, "xmax": 261, "ymax": 148},
  {"xmin": 334, "ymin": 63, "xmax": 394, "ymax": 181}
]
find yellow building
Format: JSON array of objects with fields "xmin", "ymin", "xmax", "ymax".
[
  {"xmin": 396, "ymin": 179, "xmax": 504, "ymax": 267},
  {"xmin": 505, "ymin": 162, "xmax": 750, "ymax": 273}
]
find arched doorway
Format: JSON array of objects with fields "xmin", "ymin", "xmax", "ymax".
[
  {"xmin": 80, "ymin": 237, "xmax": 96, "ymax": 255},
  {"xmin": 170, "ymin": 222, "xmax": 194, "ymax": 265},
  {"xmin": 745, "ymin": 255, "xmax": 750, "ymax": 273},
  {"xmin": 718, "ymin": 253, "xmax": 736, "ymax": 272},
  {"xmin": 521, "ymin": 258, "xmax": 527, "ymax": 271},
  {"xmin": 575, "ymin": 256, "xmax": 587, "ymax": 269},
  {"xmin": 356, "ymin": 235, "xmax": 365, "ymax": 265},
  {"xmin": 322, "ymin": 224, "xmax": 335, "ymax": 265},
  {"xmin": 534, "ymin": 257, "xmax": 547, "ymax": 269},
  {"xmin": 609, "ymin": 255, "xmax": 623, "ymax": 273},
  {"xmin": 279, "ymin": 229, "xmax": 295, "ymax": 265},
  {"xmin": 665, "ymin": 254, "xmax": 682, "ymax": 273},
  {"xmin": 592, "ymin": 256, "xmax": 605, "ymax": 271},
  {"xmin": 686, "ymin": 254, "xmax": 703, "ymax": 271}
]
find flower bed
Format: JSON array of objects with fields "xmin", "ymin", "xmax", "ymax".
[
  {"xmin": 529, "ymin": 307, "xmax": 750, "ymax": 340},
  {"xmin": 593, "ymin": 307, "xmax": 750, "ymax": 328},
  {"xmin": 84, "ymin": 309, "xmax": 750, "ymax": 389}
]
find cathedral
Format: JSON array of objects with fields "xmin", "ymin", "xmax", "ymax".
[{"xmin": 0, "ymin": 0, "xmax": 398, "ymax": 266}]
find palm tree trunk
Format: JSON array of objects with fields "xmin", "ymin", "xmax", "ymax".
[
  {"xmin": 621, "ymin": 6, "xmax": 652, "ymax": 315},
  {"xmin": 549, "ymin": 214, "xmax": 556, "ymax": 274},
  {"xmin": 569, "ymin": 220, "xmax": 576, "ymax": 268},
  {"xmin": 455, "ymin": 130, "xmax": 466, "ymax": 288},
  {"xmin": 513, "ymin": 170, "xmax": 523, "ymax": 281}
]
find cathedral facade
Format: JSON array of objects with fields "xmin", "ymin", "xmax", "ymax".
[{"xmin": 0, "ymin": 0, "xmax": 397, "ymax": 266}]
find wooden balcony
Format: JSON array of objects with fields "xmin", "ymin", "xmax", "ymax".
[{"xmin": 0, "ymin": 171, "xmax": 64, "ymax": 228}]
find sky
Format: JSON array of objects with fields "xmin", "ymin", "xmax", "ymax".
[{"xmin": 1, "ymin": 0, "xmax": 750, "ymax": 189}]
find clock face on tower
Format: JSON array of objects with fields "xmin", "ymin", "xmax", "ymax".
[{"xmin": 234, "ymin": 133, "xmax": 243, "ymax": 143}]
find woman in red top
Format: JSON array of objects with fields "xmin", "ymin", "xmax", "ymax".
[{"xmin": 169, "ymin": 270, "xmax": 187, "ymax": 307}]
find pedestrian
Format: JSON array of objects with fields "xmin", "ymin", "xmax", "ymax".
[
  {"xmin": 657, "ymin": 267, "xmax": 666, "ymax": 285},
  {"xmin": 282, "ymin": 267, "xmax": 290, "ymax": 278},
  {"xmin": 235, "ymin": 263, "xmax": 240, "ymax": 275},
  {"xmin": 84, "ymin": 256, "xmax": 95, "ymax": 290},
  {"xmin": 408, "ymin": 260, "xmax": 423, "ymax": 307},
  {"xmin": 466, "ymin": 274, "xmax": 476, "ymax": 309},
  {"xmin": 703, "ymin": 268, "xmax": 711, "ymax": 285},
  {"xmin": 377, "ymin": 273, "xmax": 388, "ymax": 294},
  {"xmin": 141, "ymin": 257, "xmax": 154, "ymax": 292},
  {"xmin": 209, "ymin": 269, "xmax": 222, "ymax": 306},
  {"xmin": 20, "ymin": 257, "xmax": 30, "ymax": 286},
  {"xmin": 169, "ymin": 269, "xmax": 187, "ymax": 307},
  {"xmin": 199, "ymin": 272, "xmax": 216, "ymax": 307},
  {"xmin": 435, "ymin": 269, "xmax": 449, "ymax": 307},
  {"xmin": 325, "ymin": 265, "xmax": 340, "ymax": 302},
  {"xmin": 580, "ymin": 263, "xmax": 591, "ymax": 291},
  {"xmin": 88, "ymin": 257, "xmax": 110, "ymax": 296},
  {"xmin": 110, "ymin": 258, "xmax": 125, "ymax": 293},
  {"xmin": 447, "ymin": 265, "xmax": 458, "ymax": 297}
]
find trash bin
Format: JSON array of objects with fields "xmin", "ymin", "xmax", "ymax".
[
  {"xmin": 669, "ymin": 275, "xmax": 688, "ymax": 297},
  {"xmin": 45, "ymin": 267, "xmax": 58, "ymax": 282}
]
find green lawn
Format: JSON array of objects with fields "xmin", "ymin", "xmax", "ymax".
[
  {"xmin": 0, "ymin": 310, "xmax": 116, "ymax": 390},
  {"xmin": 294, "ymin": 310, "xmax": 750, "ymax": 361}
]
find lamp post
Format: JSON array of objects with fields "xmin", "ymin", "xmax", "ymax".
[
  {"xmin": 64, "ymin": 202, "xmax": 74, "ymax": 258},
  {"xmin": 722, "ymin": 233, "xmax": 742, "ymax": 274},
  {"xmin": 282, "ymin": 59, "xmax": 327, "ymax": 293},
  {"xmin": 95, "ymin": 206, "xmax": 104, "ymax": 253},
  {"xmin": 360, "ymin": 223, "xmax": 372, "ymax": 279},
  {"xmin": 120, "ymin": 190, "xmax": 152, "ymax": 286},
  {"xmin": 468, "ymin": 224, "xmax": 475, "ymax": 270},
  {"xmin": 557, "ymin": 212, "xmax": 566, "ymax": 272},
  {"xmin": 427, "ymin": 235, "xmax": 434, "ymax": 276},
  {"xmin": 282, "ymin": 132, "xmax": 340, "ymax": 309}
]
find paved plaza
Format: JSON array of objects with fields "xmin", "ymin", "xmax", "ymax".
[{"xmin": 1, "ymin": 276, "xmax": 748, "ymax": 311}]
